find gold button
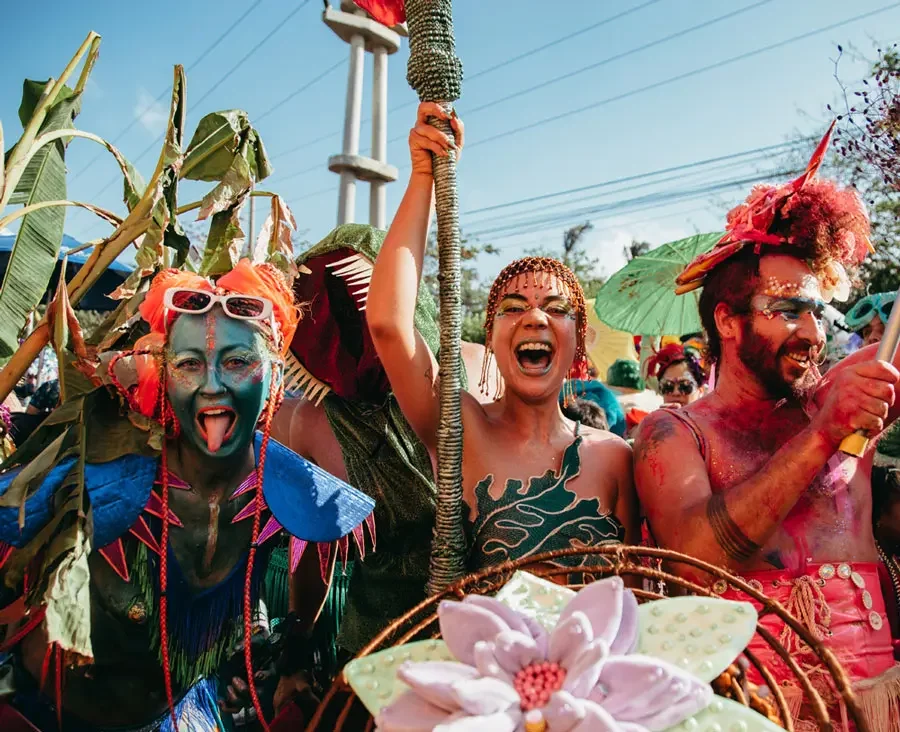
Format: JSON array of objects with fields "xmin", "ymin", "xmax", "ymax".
[
  {"xmin": 837, "ymin": 563, "xmax": 852, "ymax": 579},
  {"xmin": 818, "ymin": 564, "xmax": 836, "ymax": 580},
  {"xmin": 712, "ymin": 580, "xmax": 728, "ymax": 594},
  {"xmin": 869, "ymin": 612, "xmax": 883, "ymax": 630},
  {"xmin": 862, "ymin": 591, "xmax": 873, "ymax": 610},
  {"xmin": 851, "ymin": 571, "xmax": 866, "ymax": 589}
]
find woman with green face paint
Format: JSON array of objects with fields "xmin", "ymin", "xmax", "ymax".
[{"xmin": 0, "ymin": 260, "xmax": 375, "ymax": 732}]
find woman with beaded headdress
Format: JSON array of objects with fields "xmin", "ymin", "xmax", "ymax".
[
  {"xmin": 367, "ymin": 104, "xmax": 638, "ymax": 579},
  {"xmin": 0, "ymin": 260, "xmax": 374, "ymax": 731}
]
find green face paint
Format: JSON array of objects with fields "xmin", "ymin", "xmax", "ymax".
[{"xmin": 166, "ymin": 309, "xmax": 275, "ymax": 458}]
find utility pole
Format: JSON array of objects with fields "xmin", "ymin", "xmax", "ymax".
[{"xmin": 323, "ymin": 0, "xmax": 404, "ymax": 228}]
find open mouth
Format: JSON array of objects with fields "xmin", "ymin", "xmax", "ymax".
[
  {"xmin": 515, "ymin": 341, "xmax": 554, "ymax": 375},
  {"xmin": 196, "ymin": 407, "xmax": 237, "ymax": 453},
  {"xmin": 783, "ymin": 352, "xmax": 811, "ymax": 371}
]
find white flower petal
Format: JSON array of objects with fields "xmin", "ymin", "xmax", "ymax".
[
  {"xmin": 570, "ymin": 700, "xmax": 630, "ymax": 732},
  {"xmin": 433, "ymin": 709, "xmax": 522, "ymax": 732},
  {"xmin": 543, "ymin": 692, "xmax": 622, "ymax": 732},
  {"xmin": 556, "ymin": 576, "xmax": 625, "ymax": 648},
  {"xmin": 548, "ymin": 612, "xmax": 593, "ymax": 668},
  {"xmin": 449, "ymin": 676, "xmax": 520, "ymax": 717},
  {"xmin": 609, "ymin": 587, "xmax": 638, "ymax": 655},
  {"xmin": 472, "ymin": 641, "xmax": 513, "ymax": 684},
  {"xmin": 562, "ymin": 639, "xmax": 609, "ymax": 698},
  {"xmin": 396, "ymin": 661, "xmax": 478, "ymax": 712},
  {"xmin": 592, "ymin": 655, "xmax": 712, "ymax": 731},
  {"xmin": 465, "ymin": 594, "xmax": 547, "ymax": 647},
  {"xmin": 438, "ymin": 600, "xmax": 511, "ymax": 666},
  {"xmin": 376, "ymin": 689, "xmax": 457, "ymax": 732},
  {"xmin": 492, "ymin": 629, "xmax": 541, "ymax": 674},
  {"xmin": 544, "ymin": 690, "xmax": 586, "ymax": 732}
]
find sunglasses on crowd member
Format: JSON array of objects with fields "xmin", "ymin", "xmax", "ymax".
[
  {"xmin": 844, "ymin": 293, "xmax": 896, "ymax": 331},
  {"xmin": 658, "ymin": 378, "xmax": 697, "ymax": 396},
  {"xmin": 163, "ymin": 289, "xmax": 274, "ymax": 320}
]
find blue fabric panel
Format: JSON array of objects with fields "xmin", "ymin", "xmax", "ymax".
[
  {"xmin": 0, "ymin": 457, "xmax": 77, "ymax": 548},
  {"xmin": 0, "ymin": 454, "xmax": 156, "ymax": 549},
  {"xmin": 85, "ymin": 453, "xmax": 156, "ymax": 548},
  {"xmin": 259, "ymin": 435, "xmax": 375, "ymax": 542}
]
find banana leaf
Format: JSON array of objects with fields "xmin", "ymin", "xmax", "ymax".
[
  {"xmin": 0, "ymin": 82, "xmax": 81, "ymax": 357},
  {"xmin": 182, "ymin": 110, "xmax": 271, "ymax": 183},
  {"xmin": 201, "ymin": 198, "xmax": 247, "ymax": 276}
]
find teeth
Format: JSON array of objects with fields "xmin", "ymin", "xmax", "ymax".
[
  {"xmin": 203, "ymin": 408, "xmax": 228, "ymax": 415},
  {"xmin": 517, "ymin": 343, "xmax": 552, "ymax": 353}
]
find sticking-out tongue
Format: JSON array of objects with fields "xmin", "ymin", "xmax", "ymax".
[{"xmin": 204, "ymin": 414, "xmax": 233, "ymax": 453}]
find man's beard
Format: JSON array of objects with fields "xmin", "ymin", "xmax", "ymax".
[{"xmin": 738, "ymin": 322, "xmax": 820, "ymax": 401}]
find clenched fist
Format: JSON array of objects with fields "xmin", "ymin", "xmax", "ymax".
[{"xmin": 812, "ymin": 359, "xmax": 899, "ymax": 448}]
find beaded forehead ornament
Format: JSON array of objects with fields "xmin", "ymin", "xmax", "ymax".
[{"xmin": 482, "ymin": 257, "xmax": 590, "ymax": 396}]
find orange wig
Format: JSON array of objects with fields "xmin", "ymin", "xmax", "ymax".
[{"xmin": 129, "ymin": 260, "xmax": 300, "ymax": 419}]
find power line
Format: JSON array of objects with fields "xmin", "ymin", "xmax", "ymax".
[
  {"xmin": 468, "ymin": 153, "xmax": 789, "ymax": 230},
  {"xmin": 257, "ymin": 57, "xmax": 346, "ymax": 124},
  {"xmin": 268, "ymin": 0, "xmax": 667, "ymax": 162},
  {"xmin": 465, "ymin": 2, "xmax": 900, "ymax": 152},
  {"xmin": 492, "ymin": 203, "xmax": 715, "ymax": 251},
  {"xmin": 464, "ymin": 168, "xmax": 801, "ymax": 240},
  {"xmin": 71, "ymin": 0, "xmax": 266, "ymax": 180},
  {"xmin": 462, "ymin": 0, "xmax": 776, "ymax": 121},
  {"xmin": 83, "ymin": 0, "xmax": 313, "ymax": 209},
  {"xmin": 463, "ymin": 138, "xmax": 808, "ymax": 218},
  {"xmin": 285, "ymin": 3, "xmax": 899, "ymax": 209},
  {"xmin": 275, "ymin": 0, "xmax": 774, "ymax": 183}
]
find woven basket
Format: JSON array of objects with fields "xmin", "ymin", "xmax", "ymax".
[{"xmin": 306, "ymin": 545, "xmax": 865, "ymax": 732}]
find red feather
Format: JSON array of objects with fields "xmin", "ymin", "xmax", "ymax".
[{"xmin": 353, "ymin": 0, "xmax": 405, "ymax": 26}]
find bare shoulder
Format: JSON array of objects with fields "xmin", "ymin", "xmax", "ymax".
[
  {"xmin": 634, "ymin": 406, "xmax": 706, "ymax": 459},
  {"xmin": 578, "ymin": 424, "xmax": 632, "ymax": 465}
]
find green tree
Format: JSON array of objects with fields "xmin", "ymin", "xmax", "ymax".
[
  {"xmin": 526, "ymin": 221, "xmax": 605, "ymax": 298},
  {"xmin": 830, "ymin": 44, "xmax": 900, "ymax": 304},
  {"xmin": 624, "ymin": 239, "xmax": 651, "ymax": 262},
  {"xmin": 422, "ymin": 228, "xmax": 496, "ymax": 343}
]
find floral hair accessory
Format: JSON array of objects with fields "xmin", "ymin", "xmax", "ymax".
[
  {"xmin": 345, "ymin": 572, "xmax": 783, "ymax": 731},
  {"xmin": 676, "ymin": 122, "xmax": 872, "ymax": 301}
]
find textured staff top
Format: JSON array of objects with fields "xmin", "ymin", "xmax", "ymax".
[{"xmin": 405, "ymin": 0, "xmax": 463, "ymax": 102}]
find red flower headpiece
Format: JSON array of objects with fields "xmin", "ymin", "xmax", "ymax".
[{"xmin": 675, "ymin": 121, "xmax": 873, "ymax": 299}]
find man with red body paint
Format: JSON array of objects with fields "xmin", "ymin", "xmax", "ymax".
[{"xmin": 634, "ymin": 128, "xmax": 900, "ymax": 729}]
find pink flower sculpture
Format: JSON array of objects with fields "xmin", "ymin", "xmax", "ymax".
[{"xmin": 376, "ymin": 577, "xmax": 713, "ymax": 731}]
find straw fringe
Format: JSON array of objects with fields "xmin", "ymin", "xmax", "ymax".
[{"xmin": 283, "ymin": 352, "xmax": 332, "ymax": 405}]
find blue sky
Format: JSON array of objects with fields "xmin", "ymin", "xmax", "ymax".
[{"xmin": 1, "ymin": 0, "xmax": 896, "ymax": 280}]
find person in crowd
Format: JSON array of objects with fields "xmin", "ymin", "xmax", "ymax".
[
  {"xmin": 846, "ymin": 291, "xmax": 895, "ymax": 347},
  {"xmin": 0, "ymin": 261, "xmax": 374, "ymax": 731},
  {"xmin": 606, "ymin": 359, "xmax": 662, "ymax": 436},
  {"xmin": 645, "ymin": 343, "xmax": 709, "ymax": 408},
  {"xmin": 561, "ymin": 397, "xmax": 609, "ymax": 432},
  {"xmin": 561, "ymin": 372, "xmax": 624, "ymax": 435},
  {"xmin": 634, "ymin": 125, "xmax": 900, "ymax": 727},
  {"xmin": 269, "ymin": 224, "xmax": 499, "ymax": 677},
  {"xmin": 366, "ymin": 103, "xmax": 638, "ymax": 579}
]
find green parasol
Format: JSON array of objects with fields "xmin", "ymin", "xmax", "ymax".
[{"xmin": 594, "ymin": 232, "xmax": 724, "ymax": 337}]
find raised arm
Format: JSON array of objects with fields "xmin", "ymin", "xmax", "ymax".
[
  {"xmin": 634, "ymin": 410, "xmax": 833, "ymax": 578},
  {"xmin": 367, "ymin": 103, "xmax": 463, "ymax": 450},
  {"xmin": 634, "ymin": 363, "xmax": 895, "ymax": 577}
]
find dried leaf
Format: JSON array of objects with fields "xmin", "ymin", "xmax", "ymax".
[
  {"xmin": 200, "ymin": 198, "xmax": 247, "ymax": 276},
  {"xmin": 197, "ymin": 146, "xmax": 251, "ymax": 221},
  {"xmin": 252, "ymin": 195, "xmax": 297, "ymax": 276},
  {"xmin": 110, "ymin": 191, "xmax": 169, "ymax": 300}
]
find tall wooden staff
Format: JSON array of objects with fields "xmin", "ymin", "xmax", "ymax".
[
  {"xmin": 353, "ymin": 0, "xmax": 465, "ymax": 591},
  {"xmin": 404, "ymin": 0, "xmax": 467, "ymax": 594}
]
